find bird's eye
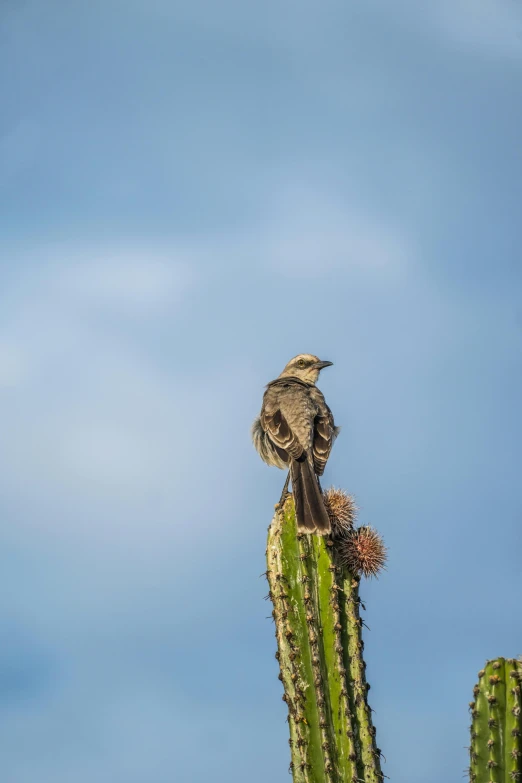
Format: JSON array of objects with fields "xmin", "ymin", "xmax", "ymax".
[{"xmin": 298, "ymin": 359, "xmax": 305, "ymax": 368}]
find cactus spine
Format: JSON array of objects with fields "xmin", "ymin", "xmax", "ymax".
[
  {"xmin": 469, "ymin": 658, "xmax": 522, "ymax": 783},
  {"xmin": 266, "ymin": 496, "xmax": 383, "ymax": 783}
]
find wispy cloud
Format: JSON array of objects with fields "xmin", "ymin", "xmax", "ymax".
[
  {"xmin": 129, "ymin": 0, "xmax": 522, "ymax": 61},
  {"xmin": 0, "ymin": 337, "xmax": 27, "ymax": 388},
  {"xmin": 255, "ymin": 184, "xmax": 413, "ymax": 279},
  {"xmin": 0, "ymin": 251, "xmax": 196, "ymax": 514},
  {"xmin": 0, "ymin": 245, "xmax": 259, "ymax": 547},
  {"xmin": 403, "ymin": 0, "xmax": 522, "ymax": 59},
  {"xmin": 52, "ymin": 248, "xmax": 197, "ymax": 314}
]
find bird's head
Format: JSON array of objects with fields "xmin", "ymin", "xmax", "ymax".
[{"xmin": 278, "ymin": 354, "xmax": 333, "ymax": 385}]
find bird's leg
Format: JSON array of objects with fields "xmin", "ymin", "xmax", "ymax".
[{"xmin": 277, "ymin": 471, "xmax": 291, "ymax": 508}]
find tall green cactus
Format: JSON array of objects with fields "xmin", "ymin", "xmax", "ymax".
[
  {"xmin": 469, "ymin": 658, "xmax": 522, "ymax": 783},
  {"xmin": 265, "ymin": 495, "xmax": 383, "ymax": 783}
]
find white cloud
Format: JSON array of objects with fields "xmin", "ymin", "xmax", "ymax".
[
  {"xmin": 0, "ymin": 247, "xmax": 199, "ymax": 391},
  {"xmin": 48, "ymin": 247, "xmax": 197, "ymax": 314},
  {"xmin": 0, "ymin": 252, "xmax": 190, "ymax": 502},
  {"xmin": 404, "ymin": 0, "xmax": 522, "ymax": 59},
  {"xmin": 0, "ymin": 338, "xmax": 27, "ymax": 387},
  {"xmin": 0, "ymin": 246, "xmax": 256, "ymax": 545},
  {"xmin": 129, "ymin": 0, "xmax": 522, "ymax": 61},
  {"xmin": 256, "ymin": 184, "xmax": 412, "ymax": 279}
]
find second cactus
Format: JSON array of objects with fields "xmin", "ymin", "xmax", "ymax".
[{"xmin": 469, "ymin": 658, "xmax": 522, "ymax": 783}]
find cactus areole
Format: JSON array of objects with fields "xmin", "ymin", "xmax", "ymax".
[{"xmin": 266, "ymin": 496, "xmax": 383, "ymax": 783}]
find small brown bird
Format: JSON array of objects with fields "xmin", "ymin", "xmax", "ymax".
[{"xmin": 252, "ymin": 354, "xmax": 339, "ymax": 534}]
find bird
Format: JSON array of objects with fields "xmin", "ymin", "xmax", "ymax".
[{"xmin": 252, "ymin": 354, "xmax": 339, "ymax": 534}]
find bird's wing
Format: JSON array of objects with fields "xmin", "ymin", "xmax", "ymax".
[
  {"xmin": 260, "ymin": 381, "xmax": 306, "ymax": 461},
  {"xmin": 312, "ymin": 393, "xmax": 337, "ymax": 476}
]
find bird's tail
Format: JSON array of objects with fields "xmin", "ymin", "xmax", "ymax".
[{"xmin": 290, "ymin": 455, "xmax": 331, "ymax": 534}]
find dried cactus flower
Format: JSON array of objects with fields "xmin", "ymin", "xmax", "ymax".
[
  {"xmin": 338, "ymin": 526, "xmax": 387, "ymax": 578},
  {"xmin": 322, "ymin": 487, "xmax": 358, "ymax": 535}
]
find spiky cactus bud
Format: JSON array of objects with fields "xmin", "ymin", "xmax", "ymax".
[
  {"xmin": 266, "ymin": 495, "xmax": 383, "ymax": 783},
  {"xmin": 469, "ymin": 657, "xmax": 522, "ymax": 783},
  {"xmin": 337, "ymin": 526, "xmax": 387, "ymax": 579},
  {"xmin": 322, "ymin": 487, "xmax": 358, "ymax": 536}
]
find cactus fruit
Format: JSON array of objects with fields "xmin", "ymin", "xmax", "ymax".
[
  {"xmin": 322, "ymin": 487, "xmax": 358, "ymax": 535},
  {"xmin": 337, "ymin": 527, "xmax": 387, "ymax": 580},
  {"xmin": 469, "ymin": 658, "xmax": 522, "ymax": 783},
  {"xmin": 265, "ymin": 493, "xmax": 384, "ymax": 783}
]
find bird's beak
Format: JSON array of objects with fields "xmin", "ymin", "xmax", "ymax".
[{"xmin": 313, "ymin": 360, "xmax": 333, "ymax": 370}]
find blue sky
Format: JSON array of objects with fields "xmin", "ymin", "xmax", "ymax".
[{"xmin": 1, "ymin": 2, "xmax": 522, "ymax": 781}]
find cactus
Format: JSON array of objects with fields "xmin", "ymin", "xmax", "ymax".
[
  {"xmin": 469, "ymin": 658, "xmax": 522, "ymax": 783},
  {"xmin": 265, "ymin": 493, "xmax": 384, "ymax": 783}
]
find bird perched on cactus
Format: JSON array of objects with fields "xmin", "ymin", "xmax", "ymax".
[{"xmin": 252, "ymin": 354, "xmax": 339, "ymax": 534}]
